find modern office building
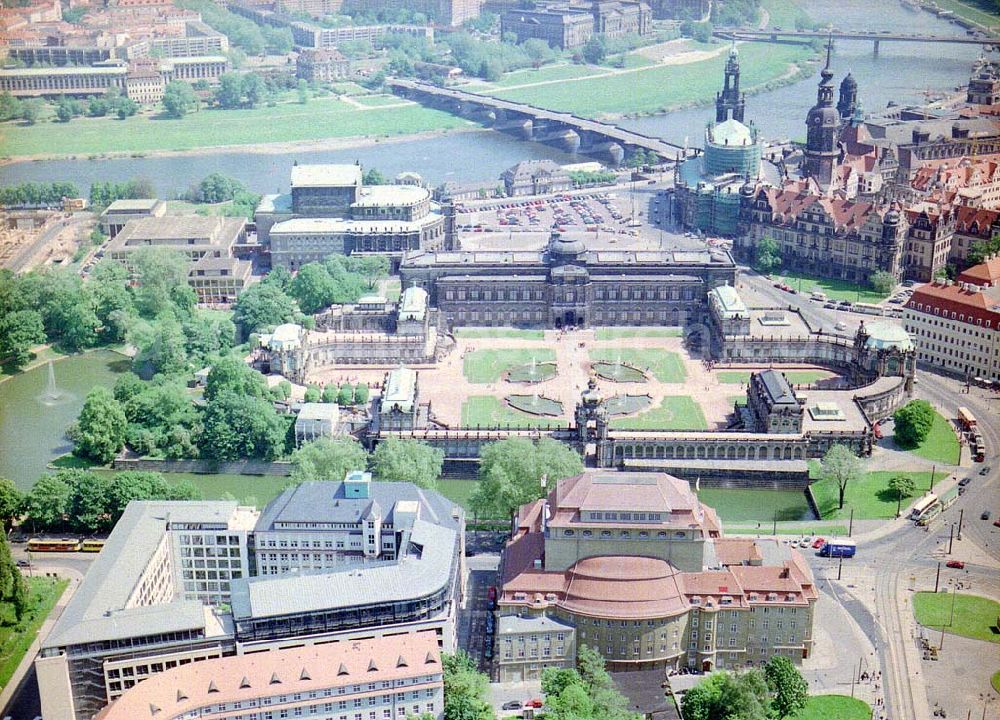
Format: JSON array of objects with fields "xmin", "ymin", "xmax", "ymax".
[
  {"xmin": 495, "ymin": 472, "xmax": 818, "ymax": 681},
  {"xmin": 99, "ymin": 198, "xmax": 168, "ymax": 237},
  {"xmin": 94, "ymin": 633, "xmax": 445, "ymax": 720}
]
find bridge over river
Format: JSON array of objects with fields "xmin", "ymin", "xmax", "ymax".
[
  {"xmin": 388, "ymin": 78, "xmax": 699, "ymax": 166},
  {"xmin": 714, "ymin": 28, "xmax": 1000, "ymax": 55}
]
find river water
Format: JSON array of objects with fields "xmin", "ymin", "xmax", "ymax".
[{"xmin": 0, "ymin": 0, "xmax": 986, "ymax": 196}]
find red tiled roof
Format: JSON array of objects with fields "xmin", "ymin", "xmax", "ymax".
[
  {"xmin": 957, "ymin": 257, "xmax": 1000, "ymax": 286},
  {"xmin": 906, "ymin": 281, "xmax": 1000, "ymax": 326}
]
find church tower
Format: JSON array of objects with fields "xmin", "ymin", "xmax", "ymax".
[
  {"xmin": 715, "ymin": 42, "xmax": 745, "ymax": 123},
  {"xmin": 837, "ymin": 71, "xmax": 858, "ymax": 121},
  {"xmin": 802, "ymin": 39, "xmax": 840, "ymax": 190}
]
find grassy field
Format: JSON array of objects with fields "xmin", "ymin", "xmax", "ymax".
[
  {"xmin": 724, "ymin": 523, "xmax": 849, "ymax": 536},
  {"xmin": 93, "ymin": 469, "xmax": 291, "ymax": 507},
  {"xmin": 933, "ymin": 0, "xmax": 1000, "ymax": 28},
  {"xmin": 609, "ymin": 396, "xmax": 706, "ymax": 430},
  {"xmin": 488, "ymin": 42, "xmax": 812, "ymax": 117},
  {"xmin": 594, "ymin": 327, "xmax": 683, "ymax": 339},
  {"xmin": 811, "ymin": 469, "xmax": 937, "ymax": 520},
  {"xmin": 461, "ymin": 395, "xmax": 568, "ymax": 429},
  {"xmin": 696, "ymin": 488, "xmax": 811, "ymax": 522},
  {"xmin": 462, "ymin": 348, "xmax": 556, "ymax": 384},
  {"xmin": 0, "ymin": 97, "xmax": 468, "ymax": 157},
  {"xmin": 454, "ymin": 328, "xmax": 545, "ymax": 340},
  {"xmin": 993, "ymin": 669, "xmax": 1000, "ymax": 694},
  {"xmin": 350, "ymin": 94, "xmax": 412, "ymax": 107},
  {"xmin": 761, "ymin": 0, "xmax": 815, "ymax": 30},
  {"xmin": 589, "ymin": 348, "xmax": 686, "ymax": 383},
  {"xmin": 0, "ymin": 577, "xmax": 68, "ymax": 691},
  {"xmin": 912, "ymin": 592, "xmax": 1000, "ymax": 644},
  {"xmin": 901, "ymin": 410, "xmax": 960, "ymax": 466},
  {"xmin": 790, "ymin": 695, "xmax": 871, "ymax": 720},
  {"xmin": 474, "ymin": 63, "xmax": 603, "ymax": 89},
  {"xmin": 716, "ymin": 370, "xmax": 832, "ymax": 385},
  {"xmin": 775, "ymin": 271, "xmax": 888, "ymax": 303}
]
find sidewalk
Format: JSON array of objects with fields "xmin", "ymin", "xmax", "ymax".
[{"xmin": 0, "ymin": 566, "xmax": 84, "ymax": 716}]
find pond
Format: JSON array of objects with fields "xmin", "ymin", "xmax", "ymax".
[
  {"xmin": 605, "ymin": 394, "xmax": 653, "ymax": 416},
  {"xmin": 592, "ymin": 361, "xmax": 648, "ymax": 383},
  {"xmin": 506, "ymin": 361, "xmax": 558, "ymax": 384},
  {"xmin": 0, "ymin": 350, "xmax": 129, "ymax": 489},
  {"xmin": 506, "ymin": 394, "xmax": 564, "ymax": 417}
]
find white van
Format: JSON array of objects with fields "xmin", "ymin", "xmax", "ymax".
[{"xmin": 810, "ymin": 291, "xmax": 828, "ymax": 302}]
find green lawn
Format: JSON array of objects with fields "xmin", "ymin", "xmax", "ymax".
[
  {"xmin": 716, "ymin": 370, "xmax": 832, "ymax": 385},
  {"xmin": 91, "ymin": 469, "xmax": 291, "ymax": 507},
  {"xmin": 462, "ymin": 349, "xmax": 556, "ymax": 384},
  {"xmin": 992, "ymin": 669, "xmax": 1000, "ymax": 694},
  {"xmin": 589, "ymin": 348, "xmax": 686, "ymax": 383},
  {"xmin": 610, "ymin": 396, "xmax": 706, "ymax": 430},
  {"xmin": 775, "ymin": 271, "xmax": 888, "ymax": 303},
  {"xmin": 900, "ymin": 410, "xmax": 960, "ymax": 466},
  {"xmin": 454, "ymin": 328, "xmax": 545, "ymax": 340},
  {"xmin": 350, "ymin": 94, "xmax": 412, "ymax": 107},
  {"xmin": 0, "ymin": 97, "xmax": 467, "ymax": 157},
  {"xmin": 790, "ymin": 695, "xmax": 871, "ymax": 720},
  {"xmin": 810, "ymin": 469, "xmax": 937, "ymax": 520},
  {"xmin": 728, "ymin": 395, "xmax": 747, "ymax": 407},
  {"xmin": 696, "ymin": 488, "xmax": 812, "ymax": 522},
  {"xmin": 724, "ymin": 523, "xmax": 849, "ymax": 536},
  {"xmin": 489, "ymin": 42, "xmax": 812, "ymax": 117},
  {"xmin": 478, "ymin": 63, "xmax": 603, "ymax": 89},
  {"xmin": 330, "ymin": 82, "xmax": 369, "ymax": 95},
  {"xmin": 761, "ymin": 0, "xmax": 815, "ymax": 30},
  {"xmin": 461, "ymin": 395, "xmax": 567, "ymax": 429},
  {"xmin": 0, "ymin": 577, "xmax": 68, "ymax": 691},
  {"xmin": 933, "ymin": 0, "xmax": 1000, "ymax": 28},
  {"xmin": 912, "ymin": 592, "xmax": 1000, "ymax": 644},
  {"xmin": 594, "ymin": 327, "xmax": 683, "ymax": 339},
  {"xmin": 383, "ymin": 276, "xmax": 401, "ymax": 303}
]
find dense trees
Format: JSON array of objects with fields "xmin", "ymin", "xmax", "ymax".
[
  {"xmin": 0, "ymin": 535, "xmax": 29, "ymax": 621},
  {"xmin": 471, "ymin": 437, "xmax": 584, "ymax": 519},
  {"xmin": 162, "ymin": 81, "xmax": 198, "ymax": 118},
  {"xmin": 893, "ymin": 399, "xmax": 935, "ymax": 448},
  {"xmin": 199, "ymin": 394, "xmax": 288, "ymax": 461},
  {"xmin": 819, "ymin": 444, "xmax": 866, "ymax": 510},
  {"xmin": 764, "ymin": 656, "xmax": 809, "ymax": 719},
  {"xmin": 0, "ymin": 181, "xmax": 80, "ymax": 208},
  {"xmin": 290, "ymin": 437, "xmax": 370, "ymax": 484},
  {"xmin": 0, "ymin": 478, "xmax": 23, "ymax": 533},
  {"xmin": 681, "ymin": 657, "xmax": 807, "ymax": 720},
  {"xmin": 967, "ymin": 233, "xmax": 1000, "ymax": 267},
  {"xmin": 179, "ymin": 0, "xmax": 292, "ymax": 55},
  {"xmin": 286, "ymin": 256, "xmax": 373, "ymax": 313},
  {"xmin": 70, "ymin": 387, "xmax": 128, "ymax": 464},
  {"xmin": 540, "ymin": 646, "xmax": 637, "ymax": 720},
  {"xmin": 88, "ymin": 178, "xmax": 156, "ymax": 210},
  {"xmin": 214, "ymin": 73, "xmax": 272, "ymax": 109},
  {"xmin": 371, "ymin": 438, "xmax": 444, "ymax": 490},
  {"xmin": 233, "ymin": 281, "xmax": 299, "ymax": 334},
  {"xmin": 21, "ymin": 470, "xmax": 201, "ymax": 534},
  {"xmin": 869, "ymin": 270, "xmax": 896, "ymax": 296},
  {"xmin": 753, "ymin": 236, "xmax": 781, "ymax": 275},
  {"xmin": 442, "ymin": 652, "xmax": 494, "ymax": 720},
  {"xmin": 0, "ymin": 309, "xmax": 45, "ymax": 369}
]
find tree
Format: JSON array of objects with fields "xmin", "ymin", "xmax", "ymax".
[
  {"xmin": 681, "ymin": 670, "xmax": 770, "ymax": 720},
  {"xmin": 0, "ymin": 478, "xmax": 23, "ymax": 532},
  {"xmin": 582, "ymin": 35, "xmax": 606, "ymax": 64},
  {"xmin": 967, "ymin": 233, "xmax": 1000, "ymax": 267},
  {"xmin": 72, "ymin": 387, "xmax": 127, "ymax": 464},
  {"xmin": 297, "ymin": 78, "xmax": 310, "ymax": 104},
  {"xmin": 753, "ymin": 236, "xmax": 781, "ymax": 274},
  {"xmin": 321, "ymin": 384, "xmax": 337, "ymax": 403},
  {"xmin": 363, "ymin": 167, "xmax": 387, "ymax": 185},
  {"xmin": 289, "ymin": 263, "xmax": 337, "ymax": 313},
  {"xmin": 0, "ymin": 535, "xmax": 28, "ymax": 620},
  {"xmin": 371, "ymin": 438, "xmax": 444, "ymax": 490},
  {"xmin": 471, "ymin": 437, "xmax": 583, "ymax": 519},
  {"xmin": 162, "ymin": 81, "xmax": 197, "ymax": 118},
  {"xmin": 204, "ymin": 356, "xmax": 269, "ymax": 402},
  {"xmin": 233, "ymin": 282, "xmax": 297, "ymax": 334},
  {"xmin": 290, "ymin": 437, "xmax": 369, "ymax": 483},
  {"xmin": 354, "ymin": 383, "xmax": 369, "ymax": 404},
  {"xmin": 215, "ymin": 73, "xmax": 245, "ymax": 108},
  {"xmin": 116, "ymin": 98, "xmax": 138, "ymax": 119},
  {"xmin": 541, "ymin": 668, "xmax": 583, "ymax": 698},
  {"xmin": 243, "ymin": 73, "xmax": 267, "ymax": 107},
  {"xmin": 0, "ymin": 91, "xmax": 22, "ymax": 121},
  {"xmin": 56, "ymin": 98, "xmax": 74, "ymax": 123},
  {"xmin": 888, "ymin": 474, "xmax": 916, "ymax": 502},
  {"xmin": 199, "ymin": 394, "xmax": 287, "ymax": 461},
  {"xmin": 819, "ymin": 444, "xmax": 865, "ymax": 510},
  {"xmin": 304, "ymin": 385, "xmax": 321, "ymax": 403},
  {"xmin": 349, "ymin": 255, "xmax": 390, "ymax": 289},
  {"xmin": 522, "ymin": 38, "xmax": 555, "ymax": 68},
  {"xmin": 0, "ymin": 309, "xmax": 45, "ymax": 368},
  {"xmin": 23, "ymin": 474, "xmax": 73, "ymax": 532},
  {"xmin": 337, "ymin": 383, "xmax": 353, "ymax": 405},
  {"xmin": 764, "ymin": 656, "xmax": 808, "ymax": 719},
  {"xmin": 19, "ymin": 99, "xmax": 42, "ymax": 125},
  {"xmin": 131, "ymin": 246, "xmax": 191, "ymax": 318},
  {"xmin": 67, "ymin": 470, "xmax": 113, "ymax": 533},
  {"xmin": 893, "ymin": 399, "xmax": 935, "ymax": 448},
  {"xmin": 442, "ymin": 652, "xmax": 494, "ymax": 720}
]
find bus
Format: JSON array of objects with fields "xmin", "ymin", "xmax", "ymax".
[
  {"xmin": 972, "ymin": 433, "xmax": 985, "ymax": 462},
  {"xmin": 917, "ymin": 503, "xmax": 942, "ymax": 526},
  {"xmin": 27, "ymin": 538, "xmax": 81, "ymax": 553},
  {"xmin": 80, "ymin": 539, "xmax": 106, "ymax": 553},
  {"xmin": 909, "ymin": 493, "xmax": 939, "ymax": 522},
  {"xmin": 958, "ymin": 407, "xmax": 977, "ymax": 431},
  {"xmin": 819, "ymin": 539, "xmax": 857, "ymax": 558},
  {"xmin": 854, "ymin": 302, "xmax": 885, "ymax": 316}
]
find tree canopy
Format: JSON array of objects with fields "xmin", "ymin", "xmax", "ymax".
[
  {"xmin": 290, "ymin": 437, "xmax": 369, "ymax": 484},
  {"xmin": 371, "ymin": 438, "xmax": 444, "ymax": 490},
  {"xmin": 233, "ymin": 282, "xmax": 298, "ymax": 334},
  {"xmin": 819, "ymin": 444, "xmax": 865, "ymax": 510},
  {"xmin": 442, "ymin": 651, "xmax": 494, "ymax": 720},
  {"xmin": 893, "ymin": 399, "xmax": 935, "ymax": 448},
  {"xmin": 471, "ymin": 437, "xmax": 583, "ymax": 519},
  {"xmin": 71, "ymin": 387, "xmax": 128, "ymax": 464}
]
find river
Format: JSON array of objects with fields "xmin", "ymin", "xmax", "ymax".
[{"xmin": 0, "ymin": 0, "xmax": 986, "ymax": 196}]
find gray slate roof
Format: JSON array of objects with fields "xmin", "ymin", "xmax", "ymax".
[
  {"xmin": 757, "ymin": 370, "xmax": 798, "ymax": 406},
  {"xmin": 254, "ymin": 480, "xmax": 461, "ymax": 532}
]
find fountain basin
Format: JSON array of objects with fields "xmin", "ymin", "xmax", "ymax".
[
  {"xmin": 591, "ymin": 361, "xmax": 647, "ymax": 383},
  {"xmin": 506, "ymin": 361, "xmax": 557, "ymax": 384},
  {"xmin": 506, "ymin": 394, "xmax": 563, "ymax": 417},
  {"xmin": 606, "ymin": 394, "xmax": 653, "ymax": 416}
]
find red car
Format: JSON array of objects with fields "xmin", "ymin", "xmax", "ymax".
[
  {"xmin": 945, "ymin": 560, "xmax": 965, "ymax": 569},
  {"xmin": 812, "ymin": 537, "xmax": 826, "ymax": 549},
  {"xmin": 526, "ymin": 699, "xmax": 544, "ymax": 708}
]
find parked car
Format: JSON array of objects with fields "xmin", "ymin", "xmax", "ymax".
[
  {"xmin": 15, "ymin": 559, "xmax": 29, "ymax": 567},
  {"xmin": 502, "ymin": 701, "xmax": 523, "ymax": 711},
  {"xmin": 526, "ymin": 699, "xmax": 544, "ymax": 708},
  {"xmin": 812, "ymin": 537, "xmax": 826, "ymax": 548},
  {"xmin": 982, "ymin": 511, "xmax": 992, "ymax": 520},
  {"xmin": 799, "ymin": 536, "xmax": 813, "ymax": 547},
  {"xmin": 993, "ymin": 519, "xmax": 1000, "ymax": 528},
  {"xmin": 945, "ymin": 560, "xmax": 965, "ymax": 569},
  {"xmin": 979, "ymin": 466, "xmax": 991, "ymax": 476},
  {"xmin": 959, "ymin": 476, "xmax": 972, "ymax": 487}
]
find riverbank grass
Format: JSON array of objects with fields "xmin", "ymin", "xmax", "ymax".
[
  {"xmin": 811, "ymin": 469, "xmax": 937, "ymax": 520},
  {"xmin": 912, "ymin": 592, "xmax": 1000, "ymax": 644},
  {"xmin": 933, "ymin": 0, "xmax": 999, "ymax": 29},
  {"xmin": 460, "ymin": 396, "xmax": 568, "ymax": 428},
  {"xmin": 0, "ymin": 577, "xmax": 69, "ymax": 690},
  {"xmin": 462, "ymin": 349, "xmax": 556, "ymax": 384},
  {"xmin": 589, "ymin": 348, "xmax": 686, "ymax": 382},
  {"xmin": 609, "ymin": 396, "xmax": 705, "ymax": 430},
  {"xmin": 900, "ymin": 410, "xmax": 960, "ymax": 466},
  {"xmin": 790, "ymin": 695, "xmax": 871, "ymax": 720}
]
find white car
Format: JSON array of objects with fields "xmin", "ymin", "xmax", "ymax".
[{"xmin": 799, "ymin": 536, "xmax": 813, "ymax": 548}]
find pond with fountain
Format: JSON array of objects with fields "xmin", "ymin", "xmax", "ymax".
[
  {"xmin": 506, "ymin": 358, "xmax": 558, "ymax": 384},
  {"xmin": 605, "ymin": 394, "xmax": 653, "ymax": 416},
  {"xmin": 591, "ymin": 361, "xmax": 648, "ymax": 383},
  {"xmin": 506, "ymin": 394, "xmax": 564, "ymax": 417}
]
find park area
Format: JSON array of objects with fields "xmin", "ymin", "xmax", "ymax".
[
  {"xmin": 810, "ymin": 468, "xmax": 937, "ymax": 520},
  {"xmin": 789, "ymin": 695, "xmax": 872, "ymax": 720},
  {"xmin": 773, "ymin": 271, "xmax": 889, "ymax": 304},
  {"xmin": 0, "ymin": 577, "xmax": 67, "ymax": 690},
  {"xmin": 912, "ymin": 592, "xmax": 1000, "ymax": 644}
]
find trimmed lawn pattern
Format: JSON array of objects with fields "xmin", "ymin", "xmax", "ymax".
[
  {"xmin": 589, "ymin": 348, "xmax": 686, "ymax": 383},
  {"xmin": 912, "ymin": 592, "xmax": 1000, "ymax": 644},
  {"xmin": 0, "ymin": 577, "xmax": 68, "ymax": 690},
  {"xmin": 790, "ymin": 695, "xmax": 871, "ymax": 720},
  {"xmin": 903, "ymin": 410, "xmax": 960, "ymax": 466},
  {"xmin": 775, "ymin": 271, "xmax": 888, "ymax": 303},
  {"xmin": 595, "ymin": 327, "xmax": 683, "ymax": 339},
  {"xmin": 461, "ymin": 395, "xmax": 568, "ymax": 429},
  {"xmin": 462, "ymin": 349, "xmax": 556, "ymax": 384},
  {"xmin": 811, "ymin": 469, "xmax": 937, "ymax": 520},
  {"xmin": 454, "ymin": 328, "xmax": 545, "ymax": 340},
  {"xmin": 609, "ymin": 396, "xmax": 706, "ymax": 430},
  {"xmin": 1, "ymin": 98, "xmax": 468, "ymax": 157},
  {"xmin": 716, "ymin": 370, "xmax": 832, "ymax": 385},
  {"xmin": 696, "ymin": 488, "xmax": 812, "ymax": 522}
]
